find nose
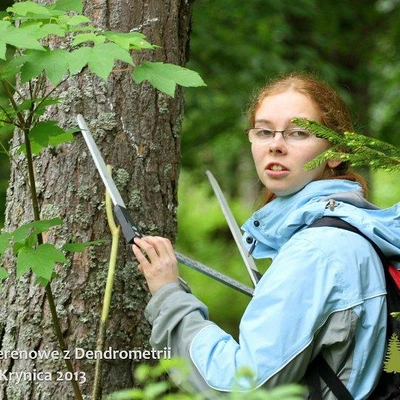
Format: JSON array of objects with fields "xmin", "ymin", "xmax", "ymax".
[{"xmin": 268, "ymin": 132, "xmax": 287, "ymax": 154}]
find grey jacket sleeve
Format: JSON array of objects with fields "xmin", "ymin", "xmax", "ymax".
[{"xmin": 144, "ymin": 282, "xmax": 216, "ymax": 392}]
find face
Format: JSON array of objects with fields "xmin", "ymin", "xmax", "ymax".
[{"xmin": 251, "ymin": 90, "xmax": 335, "ymax": 197}]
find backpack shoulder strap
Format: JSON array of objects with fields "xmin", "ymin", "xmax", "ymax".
[
  {"xmin": 307, "ymin": 353, "xmax": 354, "ymax": 400},
  {"xmin": 306, "ymin": 216, "xmax": 372, "ymax": 400},
  {"xmin": 309, "ymin": 217, "xmax": 387, "ymax": 266}
]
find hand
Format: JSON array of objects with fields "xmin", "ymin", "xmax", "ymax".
[{"xmin": 132, "ymin": 236, "xmax": 179, "ymax": 295}]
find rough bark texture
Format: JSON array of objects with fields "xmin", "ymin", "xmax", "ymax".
[{"xmin": 0, "ymin": 0, "xmax": 193, "ymax": 398}]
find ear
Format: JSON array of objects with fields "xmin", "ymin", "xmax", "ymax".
[{"xmin": 327, "ymin": 159, "xmax": 342, "ymax": 169}]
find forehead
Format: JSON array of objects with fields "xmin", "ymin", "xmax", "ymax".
[{"xmin": 255, "ymin": 90, "xmax": 321, "ymax": 124}]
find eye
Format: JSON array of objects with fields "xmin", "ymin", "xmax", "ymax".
[
  {"xmin": 256, "ymin": 128, "xmax": 274, "ymax": 138},
  {"xmin": 287, "ymin": 129, "xmax": 310, "ymax": 139}
]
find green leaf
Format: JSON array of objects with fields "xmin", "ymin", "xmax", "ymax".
[
  {"xmin": 13, "ymin": 218, "xmax": 63, "ymax": 244},
  {"xmin": 105, "ymin": 388, "xmax": 144, "ymax": 400},
  {"xmin": 0, "ymin": 267, "xmax": 8, "ymax": 281},
  {"xmin": 14, "ymin": 22, "xmax": 44, "ymax": 41},
  {"xmin": 0, "ymin": 233, "xmax": 12, "ymax": 255},
  {"xmin": 0, "ymin": 51, "xmax": 25, "ymax": 81},
  {"xmin": 35, "ymin": 271, "xmax": 57, "ymax": 286},
  {"xmin": 72, "ymin": 33, "xmax": 106, "ymax": 46},
  {"xmin": 13, "ymin": 225, "xmax": 35, "ymax": 244},
  {"xmin": 103, "ymin": 31, "xmax": 155, "ymax": 51},
  {"xmin": 133, "ymin": 62, "xmax": 206, "ymax": 97},
  {"xmin": 19, "ymin": 142, "xmax": 38, "ymax": 155},
  {"xmin": 13, "ymin": 242, "xmax": 27, "ymax": 255},
  {"xmin": 58, "ymin": 14, "xmax": 91, "ymax": 26},
  {"xmin": 70, "ymin": 43, "xmax": 133, "ymax": 80},
  {"xmin": 7, "ymin": 2, "xmax": 52, "ymax": 17},
  {"xmin": 68, "ymin": 47, "xmax": 90, "ymax": 74},
  {"xmin": 16, "ymin": 247, "xmax": 34, "ymax": 276},
  {"xmin": 39, "ymin": 23, "xmax": 67, "ymax": 38},
  {"xmin": 63, "ymin": 240, "xmax": 105, "ymax": 252},
  {"xmin": 0, "ymin": 21, "xmax": 45, "ymax": 58},
  {"xmin": 0, "ymin": 42, "xmax": 6, "ymax": 61},
  {"xmin": 20, "ymin": 49, "xmax": 70, "ymax": 85},
  {"xmin": 0, "ymin": 124, "xmax": 14, "ymax": 137},
  {"xmin": 90, "ymin": 43, "xmax": 133, "ymax": 79},
  {"xmin": 17, "ymin": 243, "xmax": 66, "ymax": 281},
  {"xmin": 67, "ymin": 24, "xmax": 96, "ymax": 34},
  {"xmin": 134, "ymin": 364, "xmax": 151, "ymax": 383},
  {"xmin": 143, "ymin": 382, "xmax": 169, "ymax": 399},
  {"xmin": 53, "ymin": 0, "xmax": 83, "ymax": 13},
  {"xmin": 22, "ymin": 121, "xmax": 74, "ymax": 154}
]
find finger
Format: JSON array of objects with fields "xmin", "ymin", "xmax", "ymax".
[
  {"xmin": 132, "ymin": 246, "xmax": 150, "ymax": 291},
  {"xmin": 156, "ymin": 237, "xmax": 175, "ymax": 259},
  {"xmin": 132, "ymin": 243, "xmax": 146, "ymax": 261},
  {"xmin": 132, "ymin": 244, "xmax": 150, "ymax": 272},
  {"xmin": 133, "ymin": 237, "xmax": 160, "ymax": 262},
  {"xmin": 141, "ymin": 236, "xmax": 175, "ymax": 260}
]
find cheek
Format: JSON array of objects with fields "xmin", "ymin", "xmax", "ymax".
[
  {"xmin": 302, "ymin": 141, "xmax": 330, "ymax": 164},
  {"xmin": 301, "ymin": 146, "xmax": 329, "ymax": 177},
  {"xmin": 251, "ymin": 145, "xmax": 263, "ymax": 166}
]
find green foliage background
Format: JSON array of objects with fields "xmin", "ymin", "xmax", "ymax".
[{"xmin": 1, "ymin": 0, "xmax": 400, "ymax": 334}]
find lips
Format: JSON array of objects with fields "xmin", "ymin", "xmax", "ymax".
[
  {"xmin": 265, "ymin": 162, "xmax": 289, "ymax": 171},
  {"xmin": 264, "ymin": 162, "xmax": 290, "ymax": 179}
]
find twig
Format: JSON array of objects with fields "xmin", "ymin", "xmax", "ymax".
[
  {"xmin": 92, "ymin": 165, "xmax": 120, "ymax": 400},
  {"xmin": 23, "ymin": 123, "xmax": 83, "ymax": 400}
]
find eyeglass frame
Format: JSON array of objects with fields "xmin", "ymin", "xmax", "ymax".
[{"xmin": 245, "ymin": 127, "xmax": 313, "ymax": 144}]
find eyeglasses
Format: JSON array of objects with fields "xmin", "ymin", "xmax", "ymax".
[{"xmin": 245, "ymin": 127, "xmax": 313, "ymax": 144}]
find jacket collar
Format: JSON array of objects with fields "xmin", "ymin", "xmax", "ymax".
[{"xmin": 241, "ymin": 179, "xmax": 364, "ymax": 258}]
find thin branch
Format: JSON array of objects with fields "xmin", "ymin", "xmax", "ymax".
[
  {"xmin": 0, "ymin": 80, "xmax": 20, "ymax": 123},
  {"xmin": 22, "ymin": 103, "xmax": 83, "ymax": 400},
  {"xmin": 44, "ymin": 284, "xmax": 84, "ymax": 400},
  {"xmin": 4, "ymin": 78, "xmax": 28, "ymax": 105},
  {"xmin": 92, "ymin": 165, "xmax": 120, "ymax": 400}
]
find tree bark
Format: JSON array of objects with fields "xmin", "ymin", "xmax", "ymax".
[{"xmin": 0, "ymin": 0, "xmax": 193, "ymax": 398}]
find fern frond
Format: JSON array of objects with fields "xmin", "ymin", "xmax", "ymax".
[
  {"xmin": 304, "ymin": 147, "xmax": 351, "ymax": 170},
  {"xmin": 347, "ymin": 147, "xmax": 400, "ymax": 170},
  {"xmin": 343, "ymin": 132, "xmax": 400, "ymax": 158},
  {"xmin": 292, "ymin": 118, "xmax": 346, "ymax": 146},
  {"xmin": 293, "ymin": 118, "xmax": 400, "ymax": 171}
]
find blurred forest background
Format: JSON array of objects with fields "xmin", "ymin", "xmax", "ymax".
[{"xmin": 1, "ymin": 0, "xmax": 400, "ymax": 337}]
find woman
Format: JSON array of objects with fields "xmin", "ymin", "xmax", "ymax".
[{"xmin": 132, "ymin": 73, "xmax": 400, "ymax": 399}]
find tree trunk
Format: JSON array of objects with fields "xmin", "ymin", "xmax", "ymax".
[{"xmin": 0, "ymin": 0, "xmax": 193, "ymax": 398}]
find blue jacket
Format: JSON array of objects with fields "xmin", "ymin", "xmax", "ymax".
[{"xmin": 145, "ymin": 180, "xmax": 400, "ymax": 399}]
